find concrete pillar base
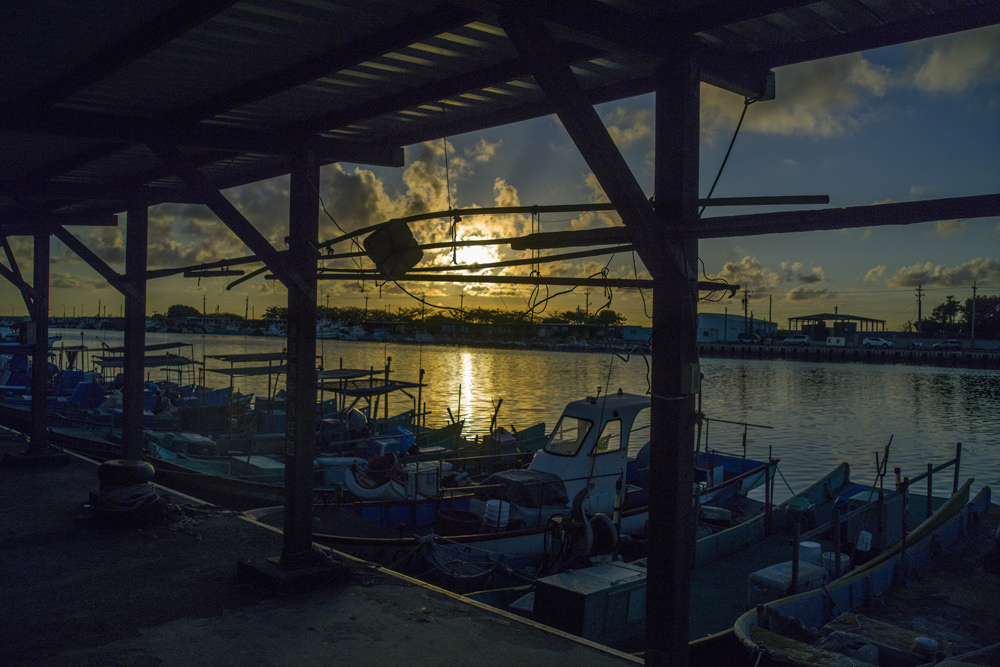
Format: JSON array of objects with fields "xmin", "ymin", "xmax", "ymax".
[{"xmin": 236, "ymin": 550, "xmax": 348, "ymax": 592}]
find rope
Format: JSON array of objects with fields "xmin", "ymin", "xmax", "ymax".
[
  {"xmin": 93, "ymin": 483, "xmax": 160, "ymax": 514},
  {"xmin": 774, "ymin": 466, "xmax": 798, "ymax": 498},
  {"xmin": 916, "ymin": 640, "xmax": 1000, "ymax": 665}
]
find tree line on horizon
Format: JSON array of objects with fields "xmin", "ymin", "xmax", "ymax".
[
  {"xmin": 163, "ymin": 302, "xmax": 628, "ymax": 328},
  {"xmin": 902, "ymin": 294, "xmax": 1000, "ymax": 340},
  {"xmin": 162, "ymin": 294, "xmax": 999, "ymax": 339}
]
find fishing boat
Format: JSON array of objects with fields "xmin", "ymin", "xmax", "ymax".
[
  {"xmin": 244, "ymin": 390, "xmax": 779, "ymax": 589},
  {"xmin": 732, "ymin": 480, "xmax": 998, "ymax": 666},
  {"xmin": 466, "ymin": 447, "xmax": 977, "ymax": 655},
  {"xmin": 42, "ymin": 416, "xmax": 472, "ymax": 511}
]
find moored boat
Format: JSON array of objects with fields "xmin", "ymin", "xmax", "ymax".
[
  {"xmin": 464, "ymin": 448, "xmax": 978, "ymax": 655},
  {"xmin": 732, "ymin": 481, "xmax": 998, "ymax": 666},
  {"xmin": 244, "ymin": 390, "xmax": 779, "ymax": 589}
]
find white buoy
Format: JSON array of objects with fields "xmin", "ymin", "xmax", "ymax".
[
  {"xmin": 484, "ymin": 499, "xmax": 509, "ymax": 528},
  {"xmin": 822, "ymin": 551, "xmax": 851, "ymax": 577},
  {"xmin": 799, "ymin": 541, "xmax": 822, "ymax": 564}
]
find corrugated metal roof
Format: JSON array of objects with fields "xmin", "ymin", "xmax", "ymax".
[{"xmin": 1, "ymin": 1, "xmax": 997, "ymax": 228}]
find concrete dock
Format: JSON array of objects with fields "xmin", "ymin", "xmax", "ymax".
[{"xmin": 1, "ymin": 434, "xmax": 640, "ymax": 666}]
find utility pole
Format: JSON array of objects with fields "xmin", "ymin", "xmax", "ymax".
[
  {"xmin": 970, "ymin": 281, "xmax": 977, "ymax": 349},
  {"xmin": 741, "ymin": 286, "xmax": 751, "ymax": 333},
  {"xmin": 915, "ymin": 285, "xmax": 924, "ymax": 335}
]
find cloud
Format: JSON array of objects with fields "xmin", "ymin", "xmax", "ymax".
[
  {"xmin": 702, "ymin": 26, "xmax": 1000, "ymax": 143},
  {"xmin": 465, "ymin": 138, "xmax": 502, "ymax": 163},
  {"xmin": 73, "ymin": 226, "xmax": 126, "ymax": 268},
  {"xmin": 706, "ymin": 53, "xmax": 892, "ymax": 139},
  {"xmin": 715, "ymin": 255, "xmax": 786, "ymax": 293},
  {"xmin": 567, "ymin": 173, "xmax": 620, "ymax": 230},
  {"xmin": 909, "ymin": 25, "xmax": 1000, "ymax": 93},
  {"xmin": 886, "ymin": 258, "xmax": 1000, "ymax": 287},
  {"xmin": 784, "ymin": 285, "xmax": 835, "ymax": 302},
  {"xmin": 864, "ymin": 265, "xmax": 886, "ymax": 283},
  {"xmin": 931, "ymin": 219, "xmax": 967, "ymax": 236},
  {"xmin": 50, "ymin": 271, "xmax": 113, "ymax": 291},
  {"xmin": 603, "ymin": 106, "xmax": 654, "ymax": 148},
  {"xmin": 775, "ymin": 261, "xmax": 827, "ymax": 286},
  {"xmin": 712, "ymin": 256, "xmax": 837, "ymax": 309},
  {"xmin": 796, "ymin": 266, "xmax": 825, "ymax": 284}
]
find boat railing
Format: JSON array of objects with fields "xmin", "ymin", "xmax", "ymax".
[
  {"xmin": 785, "ymin": 488, "xmax": 897, "ymax": 591},
  {"xmin": 894, "ymin": 441, "xmax": 963, "ymax": 516},
  {"xmin": 697, "ymin": 457, "xmax": 777, "ymax": 497},
  {"xmin": 698, "ymin": 417, "xmax": 775, "ymax": 476},
  {"xmin": 788, "ymin": 444, "xmax": 963, "ymax": 591}
]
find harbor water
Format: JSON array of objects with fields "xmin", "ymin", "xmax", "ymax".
[{"xmin": 56, "ymin": 329, "xmax": 1000, "ymax": 503}]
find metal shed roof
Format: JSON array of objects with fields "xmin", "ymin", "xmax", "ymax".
[{"xmin": 3, "ymin": 1, "xmax": 998, "ymax": 232}]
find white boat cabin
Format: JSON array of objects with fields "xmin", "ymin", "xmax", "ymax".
[{"xmin": 528, "ymin": 390, "xmax": 650, "ymax": 517}]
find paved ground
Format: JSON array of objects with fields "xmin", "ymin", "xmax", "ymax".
[{"xmin": 1, "ymin": 433, "xmax": 640, "ymax": 666}]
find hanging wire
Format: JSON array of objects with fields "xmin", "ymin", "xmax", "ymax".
[
  {"xmin": 310, "ymin": 175, "xmax": 369, "ymax": 295},
  {"xmin": 698, "ymin": 256, "xmax": 736, "ymax": 303},
  {"xmin": 391, "ymin": 281, "xmax": 465, "ymax": 317},
  {"xmin": 700, "ymin": 95, "xmax": 760, "ymax": 218},
  {"xmin": 683, "ymin": 94, "xmax": 759, "ymax": 307}
]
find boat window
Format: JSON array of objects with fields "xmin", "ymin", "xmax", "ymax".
[
  {"xmin": 544, "ymin": 416, "xmax": 593, "ymax": 456},
  {"xmin": 593, "ymin": 418, "xmax": 623, "ymax": 455},
  {"xmin": 628, "ymin": 407, "xmax": 651, "ymax": 456}
]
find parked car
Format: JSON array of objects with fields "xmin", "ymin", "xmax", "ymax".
[
  {"xmin": 933, "ymin": 339, "xmax": 962, "ymax": 351},
  {"xmin": 862, "ymin": 337, "xmax": 893, "ymax": 348},
  {"xmin": 736, "ymin": 332, "xmax": 761, "ymax": 344},
  {"xmin": 782, "ymin": 334, "xmax": 811, "ymax": 346}
]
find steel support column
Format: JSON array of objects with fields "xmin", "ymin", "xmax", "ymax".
[
  {"xmin": 645, "ymin": 48, "xmax": 701, "ymax": 664},
  {"xmin": 122, "ymin": 205, "xmax": 148, "ymax": 460},
  {"xmin": 27, "ymin": 232, "xmax": 50, "ymax": 455},
  {"xmin": 280, "ymin": 148, "xmax": 319, "ymax": 566}
]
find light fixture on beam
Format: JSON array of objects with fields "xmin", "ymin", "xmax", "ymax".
[{"xmin": 363, "ymin": 219, "xmax": 423, "ymax": 280}]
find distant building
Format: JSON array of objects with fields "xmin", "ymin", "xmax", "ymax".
[
  {"xmin": 787, "ymin": 312, "xmax": 886, "ymax": 345},
  {"xmin": 621, "ymin": 326, "xmax": 651, "ymax": 343},
  {"xmin": 697, "ymin": 312, "xmax": 776, "ymax": 343}
]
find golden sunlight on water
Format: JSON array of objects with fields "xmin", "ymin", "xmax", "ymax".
[{"xmin": 58, "ymin": 329, "xmax": 999, "ymax": 503}]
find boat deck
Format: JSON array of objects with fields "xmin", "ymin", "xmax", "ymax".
[
  {"xmin": 688, "ymin": 474, "xmax": 945, "ymax": 641},
  {"xmin": 841, "ymin": 502, "xmax": 1000, "ymax": 664},
  {"xmin": 0, "ymin": 433, "xmax": 639, "ymax": 666}
]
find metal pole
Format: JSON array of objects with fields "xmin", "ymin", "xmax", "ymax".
[
  {"xmin": 790, "ymin": 522, "xmax": 800, "ymax": 594},
  {"xmin": 832, "ymin": 508, "xmax": 842, "ymax": 578},
  {"xmin": 953, "ymin": 442, "xmax": 962, "ymax": 493},
  {"xmin": 926, "ymin": 463, "xmax": 933, "ymax": 519}
]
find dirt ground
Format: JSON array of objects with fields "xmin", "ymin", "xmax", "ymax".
[{"xmin": 1, "ymin": 434, "xmax": 640, "ymax": 666}]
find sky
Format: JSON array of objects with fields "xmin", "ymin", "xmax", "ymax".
[{"xmin": 9, "ymin": 24, "xmax": 1000, "ymax": 331}]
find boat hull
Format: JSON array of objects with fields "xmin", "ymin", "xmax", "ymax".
[{"xmin": 733, "ymin": 481, "xmax": 994, "ymax": 665}]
